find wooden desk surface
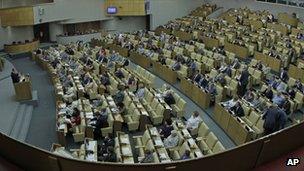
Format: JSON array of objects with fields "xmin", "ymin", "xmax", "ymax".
[{"xmin": 4, "ymin": 40, "xmax": 39, "ymax": 54}]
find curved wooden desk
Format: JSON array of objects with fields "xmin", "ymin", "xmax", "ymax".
[{"xmin": 4, "ymin": 40, "xmax": 39, "ymax": 54}]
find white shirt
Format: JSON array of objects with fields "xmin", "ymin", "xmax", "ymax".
[
  {"xmin": 136, "ymin": 88, "xmax": 145, "ymax": 99},
  {"xmin": 186, "ymin": 116, "xmax": 202, "ymax": 129}
]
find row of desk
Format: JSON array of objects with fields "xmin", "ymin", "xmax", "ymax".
[
  {"xmin": 213, "ymin": 103, "xmax": 254, "ymax": 145},
  {"xmin": 152, "ymin": 62, "xmax": 177, "ymax": 85},
  {"xmin": 201, "ymin": 36, "xmax": 219, "ymax": 49},
  {"xmin": 224, "ymin": 42, "xmax": 249, "ymax": 59},
  {"xmin": 128, "ymin": 51, "xmax": 151, "ymax": 69},
  {"xmin": 180, "ymin": 78, "xmax": 210, "ymax": 109},
  {"xmin": 254, "ymin": 51, "xmax": 281, "ymax": 72},
  {"xmin": 4, "ymin": 40, "xmax": 39, "ymax": 54},
  {"xmin": 288, "ymin": 64, "xmax": 304, "ymax": 82}
]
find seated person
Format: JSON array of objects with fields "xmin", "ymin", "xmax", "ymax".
[
  {"xmin": 272, "ymin": 92, "xmax": 286, "ymax": 108},
  {"xmin": 159, "ymin": 119, "xmax": 174, "ymax": 139},
  {"xmin": 140, "ymin": 150, "xmax": 154, "ymax": 163},
  {"xmin": 66, "ymin": 108, "xmax": 81, "ymax": 130},
  {"xmin": 282, "ymin": 99, "xmax": 291, "ymax": 116},
  {"xmin": 198, "ymin": 75, "xmax": 209, "ymax": 88},
  {"xmin": 98, "ymin": 134, "xmax": 114, "ymax": 156},
  {"xmin": 135, "ymin": 83, "xmax": 145, "ymax": 100},
  {"xmin": 91, "ymin": 109, "xmax": 109, "ymax": 139},
  {"xmin": 262, "ymin": 86, "xmax": 273, "ymax": 100},
  {"xmin": 250, "ymin": 94, "xmax": 261, "ymax": 108},
  {"xmin": 116, "ymin": 102, "xmax": 126, "ymax": 116},
  {"xmin": 192, "ymin": 70, "xmax": 202, "ymax": 83},
  {"xmin": 114, "ymin": 68, "xmax": 124, "ymax": 79},
  {"xmin": 186, "ymin": 111, "xmax": 202, "ymax": 130},
  {"xmin": 180, "ymin": 150, "xmax": 191, "ymax": 160},
  {"xmin": 243, "ymin": 89, "xmax": 254, "ymax": 103},
  {"xmin": 113, "ymin": 85, "xmax": 125, "ymax": 104},
  {"xmin": 100, "ymin": 73, "xmax": 111, "ymax": 86},
  {"xmin": 163, "ymin": 89, "xmax": 176, "ymax": 105},
  {"xmin": 126, "ymin": 76, "xmax": 137, "ymax": 91},
  {"xmin": 279, "ymin": 67, "xmax": 289, "ymax": 83},
  {"xmin": 229, "ymin": 101, "xmax": 245, "ymax": 117},
  {"xmin": 63, "ymin": 83, "xmax": 76, "ymax": 102},
  {"xmin": 100, "ymin": 146, "xmax": 117, "ymax": 162},
  {"xmin": 82, "ymin": 73, "xmax": 92, "ymax": 85},
  {"xmin": 171, "ymin": 61, "xmax": 181, "ymax": 71},
  {"xmin": 287, "ymin": 86, "xmax": 296, "ymax": 99},
  {"xmin": 206, "ymin": 82, "xmax": 217, "ymax": 103},
  {"xmin": 295, "ymin": 79, "xmax": 303, "ymax": 92},
  {"xmin": 215, "ymin": 73, "xmax": 226, "ymax": 86},
  {"xmin": 270, "ymin": 77, "xmax": 280, "ymax": 89},
  {"xmin": 254, "ymin": 61, "xmax": 263, "ymax": 71},
  {"xmin": 11, "ymin": 68, "xmax": 20, "ymax": 83},
  {"xmin": 164, "ymin": 130, "xmax": 180, "ymax": 149},
  {"xmin": 231, "ymin": 58, "xmax": 240, "ymax": 69},
  {"xmin": 276, "ymin": 80, "xmax": 287, "ymax": 92},
  {"xmin": 63, "ymin": 75, "xmax": 73, "ymax": 87}
]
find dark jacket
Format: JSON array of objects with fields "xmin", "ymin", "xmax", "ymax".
[
  {"xmin": 230, "ymin": 105, "xmax": 245, "ymax": 117},
  {"xmin": 11, "ymin": 72, "xmax": 20, "ymax": 83}
]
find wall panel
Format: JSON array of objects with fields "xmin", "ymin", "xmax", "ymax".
[
  {"xmin": 105, "ymin": 0, "xmax": 145, "ymax": 16},
  {"xmin": 0, "ymin": 6, "xmax": 34, "ymax": 26}
]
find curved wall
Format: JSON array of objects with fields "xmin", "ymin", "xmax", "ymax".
[
  {"xmin": 1, "ymin": 53, "xmax": 304, "ymax": 170},
  {"xmin": 0, "ymin": 121, "xmax": 303, "ymax": 171}
]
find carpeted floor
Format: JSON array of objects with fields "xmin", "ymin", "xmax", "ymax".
[{"xmin": 11, "ymin": 56, "xmax": 57, "ymax": 150}]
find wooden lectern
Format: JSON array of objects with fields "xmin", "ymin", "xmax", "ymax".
[
  {"xmin": 14, "ymin": 78, "xmax": 32, "ymax": 101},
  {"xmin": 0, "ymin": 58, "xmax": 4, "ymax": 71}
]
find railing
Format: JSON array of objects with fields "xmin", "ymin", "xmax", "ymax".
[{"xmin": 256, "ymin": 0, "xmax": 304, "ymax": 8}]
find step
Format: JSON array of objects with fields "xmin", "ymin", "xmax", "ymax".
[
  {"xmin": 9, "ymin": 104, "xmax": 27, "ymax": 139},
  {"xmin": 17, "ymin": 105, "xmax": 33, "ymax": 142},
  {"xmin": 20, "ymin": 90, "xmax": 39, "ymax": 107},
  {"xmin": 6, "ymin": 103, "xmax": 21, "ymax": 136}
]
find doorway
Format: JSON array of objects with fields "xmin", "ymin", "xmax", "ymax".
[{"xmin": 34, "ymin": 23, "xmax": 50, "ymax": 43}]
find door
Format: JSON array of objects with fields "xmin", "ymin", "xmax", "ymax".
[{"xmin": 34, "ymin": 23, "xmax": 50, "ymax": 43}]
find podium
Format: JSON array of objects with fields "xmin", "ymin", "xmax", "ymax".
[
  {"xmin": 0, "ymin": 58, "xmax": 4, "ymax": 71},
  {"xmin": 14, "ymin": 79, "xmax": 32, "ymax": 101}
]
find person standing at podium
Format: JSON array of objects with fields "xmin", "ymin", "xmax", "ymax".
[{"xmin": 11, "ymin": 69, "xmax": 20, "ymax": 83}]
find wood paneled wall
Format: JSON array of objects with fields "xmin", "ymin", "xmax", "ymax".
[
  {"xmin": 105, "ymin": 0, "xmax": 146, "ymax": 16},
  {"xmin": 0, "ymin": 6, "xmax": 34, "ymax": 26}
]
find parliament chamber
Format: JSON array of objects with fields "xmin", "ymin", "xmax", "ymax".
[{"xmin": 0, "ymin": 0, "xmax": 304, "ymax": 171}]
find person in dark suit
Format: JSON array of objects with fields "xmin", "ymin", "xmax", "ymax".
[
  {"xmin": 159, "ymin": 119, "xmax": 174, "ymax": 139},
  {"xmin": 199, "ymin": 75, "xmax": 209, "ymax": 88},
  {"xmin": 99, "ymin": 134, "xmax": 115, "ymax": 155},
  {"xmin": 262, "ymin": 106, "xmax": 287, "ymax": 135},
  {"xmin": 192, "ymin": 70, "xmax": 202, "ymax": 83},
  {"xmin": 11, "ymin": 69, "xmax": 20, "ymax": 83},
  {"xmin": 279, "ymin": 68, "xmax": 289, "ymax": 82},
  {"xmin": 101, "ymin": 146, "xmax": 117, "ymax": 162},
  {"xmin": 163, "ymin": 90, "xmax": 176, "ymax": 105},
  {"xmin": 238, "ymin": 67, "xmax": 249, "ymax": 96},
  {"xmin": 262, "ymin": 86, "xmax": 274, "ymax": 100},
  {"xmin": 230, "ymin": 101, "xmax": 244, "ymax": 117},
  {"xmin": 92, "ymin": 110, "xmax": 109, "ymax": 140}
]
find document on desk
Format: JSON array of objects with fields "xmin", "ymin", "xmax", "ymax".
[
  {"xmin": 154, "ymin": 139, "xmax": 164, "ymax": 147},
  {"xmin": 86, "ymin": 154, "xmax": 95, "ymax": 161},
  {"xmin": 121, "ymin": 147, "xmax": 132, "ymax": 156},
  {"xmin": 182, "ymin": 129, "xmax": 191, "ymax": 138},
  {"xmin": 109, "ymin": 101, "xmax": 116, "ymax": 107},
  {"xmin": 195, "ymin": 150, "xmax": 203, "ymax": 158},
  {"xmin": 87, "ymin": 141, "xmax": 96, "ymax": 151},
  {"xmin": 58, "ymin": 124, "xmax": 66, "ymax": 130},
  {"xmin": 120, "ymin": 136, "xmax": 130, "ymax": 145},
  {"xmin": 188, "ymin": 138, "xmax": 196, "ymax": 148}
]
